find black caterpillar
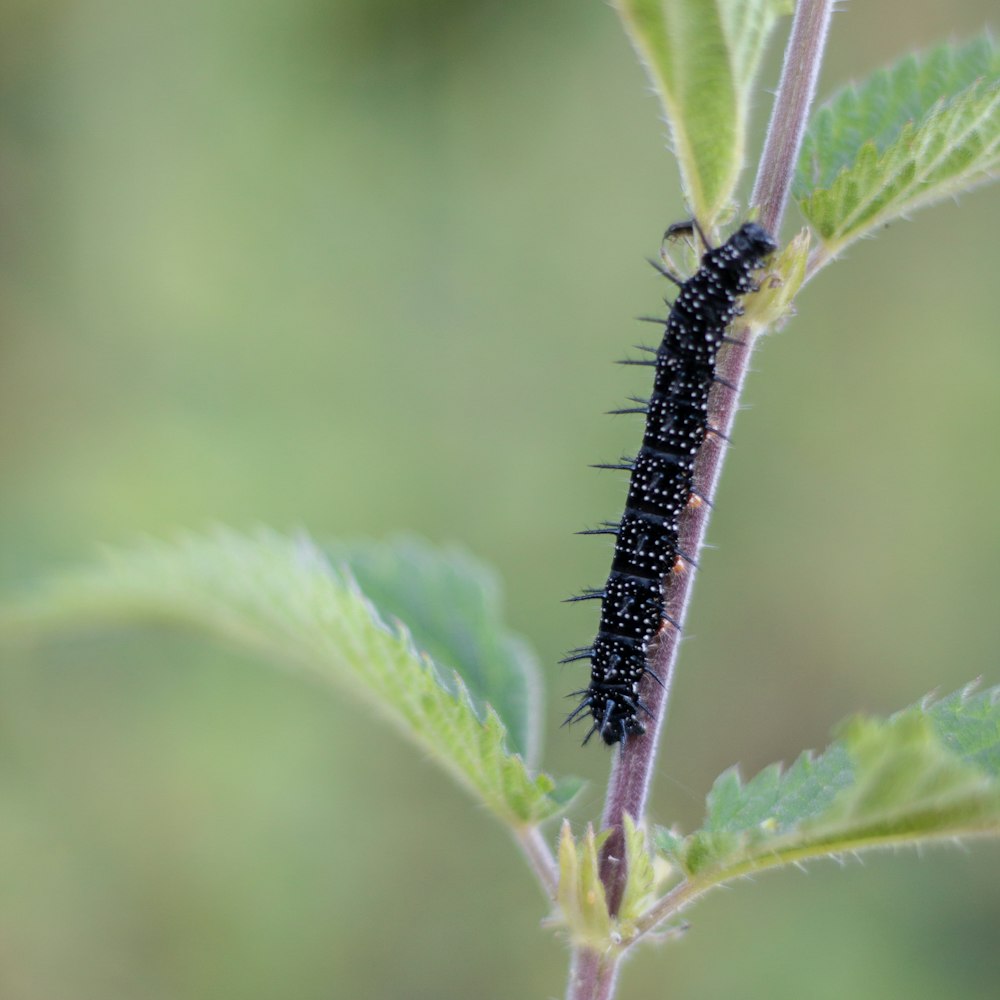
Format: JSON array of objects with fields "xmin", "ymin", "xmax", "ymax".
[{"xmin": 565, "ymin": 221, "xmax": 777, "ymax": 746}]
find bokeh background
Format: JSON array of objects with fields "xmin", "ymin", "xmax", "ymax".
[{"xmin": 2, "ymin": 1, "xmax": 999, "ymax": 998}]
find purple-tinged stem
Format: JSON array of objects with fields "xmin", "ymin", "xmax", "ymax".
[
  {"xmin": 595, "ymin": 332, "xmax": 755, "ymax": 918},
  {"xmin": 589, "ymin": 0, "xmax": 836, "ymax": 949},
  {"xmin": 752, "ymin": 0, "xmax": 835, "ymax": 235},
  {"xmin": 566, "ymin": 949, "xmax": 620, "ymax": 1000}
]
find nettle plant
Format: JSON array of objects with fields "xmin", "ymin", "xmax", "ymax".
[{"xmin": 7, "ymin": 3, "xmax": 1000, "ymax": 1000}]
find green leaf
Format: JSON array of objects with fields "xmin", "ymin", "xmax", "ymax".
[
  {"xmin": 796, "ymin": 36, "xmax": 1000, "ymax": 259},
  {"xmin": 615, "ymin": 0, "xmax": 791, "ymax": 225},
  {"xmin": 926, "ymin": 684, "xmax": 1000, "ymax": 774},
  {"xmin": 3, "ymin": 529, "xmax": 578, "ymax": 827},
  {"xmin": 741, "ymin": 227, "xmax": 810, "ymax": 333},
  {"xmin": 326, "ymin": 538, "xmax": 541, "ymax": 763},
  {"xmin": 553, "ymin": 816, "xmax": 661, "ymax": 949},
  {"xmin": 556, "ymin": 821, "xmax": 613, "ymax": 949},
  {"xmin": 655, "ymin": 685, "xmax": 1000, "ymax": 883},
  {"xmin": 616, "ymin": 815, "xmax": 658, "ymax": 933},
  {"xmin": 718, "ymin": 0, "xmax": 794, "ymax": 100}
]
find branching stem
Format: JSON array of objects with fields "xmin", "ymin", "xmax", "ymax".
[{"xmin": 566, "ymin": 2, "xmax": 834, "ymax": 997}]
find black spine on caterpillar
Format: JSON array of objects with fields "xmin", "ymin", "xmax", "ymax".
[{"xmin": 567, "ymin": 222, "xmax": 777, "ymax": 746}]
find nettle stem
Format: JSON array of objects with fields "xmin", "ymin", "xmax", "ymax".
[
  {"xmin": 566, "ymin": 2, "xmax": 833, "ymax": 998},
  {"xmin": 568, "ymin": 948, "xmax": 620, "ymax": 1000},
  {"xmin": 752, "ymin": 0, "xmax": 835, "ymax": 233}
]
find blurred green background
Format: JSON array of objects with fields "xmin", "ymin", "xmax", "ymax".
[{"xmin": 2, "ymin": 1, "xmax": 999, "ymax": 997}]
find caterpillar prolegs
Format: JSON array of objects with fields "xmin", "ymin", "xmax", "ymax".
[{"xmin": 566, "ymin": 222, "xmax": 777, "ymax": 746}]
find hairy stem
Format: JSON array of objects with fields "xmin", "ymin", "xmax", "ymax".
[
  {"xmin": 595, "ymin": 324, "xmax": 756, "ymax": 920},
  {"xmin": 752, "ymin": 0, "xmax": 835, "ymax": 234},
  {"xmin": 566, "ymin": 947, "xmax": 620, "ymax": 1000},
  {"xmin": 567, "ymin": 4, "xmax": 834, "ymax": 998}
]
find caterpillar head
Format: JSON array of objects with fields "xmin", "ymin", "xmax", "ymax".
[{"xmin": 730, "ymin": 222, "xmax": 778, "ymax": 263}]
